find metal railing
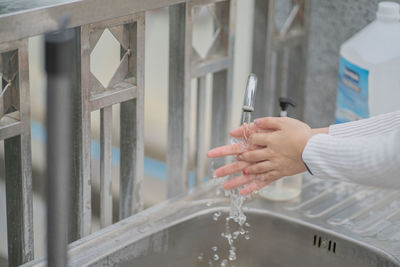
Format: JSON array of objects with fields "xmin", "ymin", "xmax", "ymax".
[{"xmin": 0, "ymin": 0, "xmax": 309, "ymax": 265}]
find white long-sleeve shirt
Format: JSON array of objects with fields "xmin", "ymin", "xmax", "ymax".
[{"xmin": 302, "ymin": 110, "xmax": 400, "ymax": 189}]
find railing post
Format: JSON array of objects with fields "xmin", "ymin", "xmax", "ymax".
[
  {"xmin": 252, "ymin": 0, "xmax": 275, "ymax": 119},
  {"xmin": 167, "ymin": 3, "xmax": 190, "ymax": 197},
  {"xmin": 194, "ymin": 76, "xmax": 206, "ymax": 185},
  {"xmin": 45, "ymin": 27, "xmax": 75, "ymax": 267},
  {"xmin": 1, "ymin": 39, "xmax": 33, "ymax": 267},
  {"xmin": 70, "ymin": 26, "xmax": 92, "ymax": 242},
  {"xmin": 100, "ymin": 106, "xmax": 113, "ymax": 227},
  {"xmin": 211, "ymin": 0, "xmax": 235, "ymax": 149},
  {"xmin": 119, "ymin": 13, "xmax": 145, "ymax": 218}
]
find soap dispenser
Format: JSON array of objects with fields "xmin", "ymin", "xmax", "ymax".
[{"xmin": 258, "ymin": 97, "xmax": 303, "ymax": 201}]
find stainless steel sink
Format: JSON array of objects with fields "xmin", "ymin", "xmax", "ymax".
[
  {"xmin": 119, "ymin": 211, "xmax": 397, "ymax": 267},
  {"xmin": 24, "ymin": 176, "xmax": 400, "ymax": 266}
]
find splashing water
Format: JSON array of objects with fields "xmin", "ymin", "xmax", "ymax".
[
  {"xmin": 198, "ymin": 253, "xmax": 204, "ymax": 261},
  {"xmin": 206, "ymin": 123, "xmax": 253, "ymax": 265},
  {"xmin": 213, "ymin": 211, "xmax": 222, "ymax": 221}
]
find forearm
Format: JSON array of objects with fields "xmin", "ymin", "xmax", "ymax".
[
  {"xmin": 302, "ymin": 130, "xmax": 400, "ymax": 189},
  {"xmin": 328, "ymin": 110, "xmax": 400, "ymax": 137}
]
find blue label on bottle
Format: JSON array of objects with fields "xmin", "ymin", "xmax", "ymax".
[{"xmin": 335, "ymin": 56, "xmax": 369, "ymax": 123}]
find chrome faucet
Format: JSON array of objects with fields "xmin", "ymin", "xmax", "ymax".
[{"xmin": 241, "ymin": 73, "xmax": 258, "ymax": 125}]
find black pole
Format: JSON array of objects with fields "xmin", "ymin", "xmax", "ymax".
[{"xmin": 45, "ymin": 27, "xmax": 74, "ymax": 267}]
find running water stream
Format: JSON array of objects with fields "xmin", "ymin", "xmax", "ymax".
[
  {"xmin": 199, "ymin": 74, "xmax": 257, "ymax": 266},
  {"xmin": 199, "ymin": 124, "xmax": 253, "ymax": 266}
]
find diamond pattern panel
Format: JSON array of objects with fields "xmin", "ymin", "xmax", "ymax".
[
  {"xmin": 191, "ymin": 2, "xmax": 228, "ymax": 61},
  {"xmin": 90, "ymin": 29, "xmax": 121, "ymax": 88},
  {"xmin": 0, "ymin": 50, "xmax": 19, "ymax": 119}
]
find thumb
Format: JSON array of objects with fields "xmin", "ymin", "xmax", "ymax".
[{"xmin": 254, "ymin": 117, "xmax": 282, "ymax": 130}]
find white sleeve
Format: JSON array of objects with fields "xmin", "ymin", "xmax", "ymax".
[
  {"xmin": 328, "ymin": 110, "xmax": 400, "ymax": 137},
  {"xmin": 302, "ymin": 129, "xmax": 400, "ymax": 189}
]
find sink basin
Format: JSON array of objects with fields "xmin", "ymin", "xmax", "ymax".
[
  {"xmin": 23, "ymin": 176, "xmax": 400, "ymax": 267},
  {"xmin": 119, "ymin": 211, "xmax": 397, "ymax": 267}
]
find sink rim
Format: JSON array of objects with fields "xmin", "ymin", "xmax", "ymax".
[{"xmin": 22, "ymin": 179, "xmax": 400, "ymax": 266}]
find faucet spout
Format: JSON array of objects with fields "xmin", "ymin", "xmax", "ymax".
[{"xmin": 241, "ymin": 73, "xmax": 258, "ymax": 125}]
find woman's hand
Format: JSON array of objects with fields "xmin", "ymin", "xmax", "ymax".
[
  {"xmin": 244, "ymin": 117, "xmax": 313, "ymax": 164},
  {"xmin": 207, "ymin": 117, "xmax": 316, "ymax": 195}
]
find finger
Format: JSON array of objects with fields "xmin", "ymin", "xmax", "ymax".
[
  {"xmin": 243, "ymin": 161, "xmax": 274, "ymax": 175},
  {"xmin": 229, "ymin": 123, "xmax": 256, "ymax": 138},
  {"xmin": 240, "ymin": 180, "xmax": 269, "ymax": 195},
  {"xmin": 223, "ymin": 174, "xmax": 255, "ymax": 190},
  {"xmin": 254, "ymin": 117, "xmax": 282, "ymax": 130},
  {"xmin": 207, "ymin": 143, "xmax": 248, "ymax": 158},
  {"xmin": 230, "ymin": 123, "xmax": 275, "ymax": 138},
  {"xmin": 214, "ymin": 161, "xmax": 252, "ymax": 178},
  {"xmin": 255, "ymin": 170, "xmax": 282, "ymax": 183},
  {"xmin": 248, "ymin": 132, "xmax": 274, "ymax": 146},
  {"xmin": 240, "ymin": 171, "xmax": 282, "ymax": 195},
  {"xmin": 239, "ymin": 148, "xmax": 271, "ymax": 162}
]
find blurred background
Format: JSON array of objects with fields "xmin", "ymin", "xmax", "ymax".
[{"xmin": 0, "ymin": 0, "xmax": 396, "ymax": 264}]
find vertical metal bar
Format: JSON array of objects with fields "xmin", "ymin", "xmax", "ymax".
[
  {"xmin": 253, "ymin": 0, "xmax": 277, "ymax": 118},
  {"xmin": 69, "ymin": 27, "xmax": 82, "ymax": 242},
  {"xmin": 167, "ymin": 3, "xmax": 191, "ymax": 197},
  {"xmin": 69, "ymin": 25, "xmax": 91, "ymax": 241},
  {"xmin": 45, "ymin": 28, "xmax": 74, "ymax": 267},
  {"xmin": 211, "ymin": 0, "xmax": 235, "ymax": 150},
  {"xmin": 287, "ymin": 0, "xmax": 310, "ymax": 120},
  {"xmin": 286, "ymin": 46, "xmax": 302, "ymax": 119},
  {"xmin": 100, "ymin": 106, "xmax": 113, "ymax": 227},
  {"xmin": 274, "ymin": 49, "xmax": 284, "ymax": 115},
  {"xmin": 195, "ymin": 76, "xmax": 206, "ymax": 185},
  {"xmin": 120, "ymin": 13, "xmax": 145, "ymax": 218},
  {"xmin": 251, "ymin": 0, "xmax": 269, "ymax": 118},
  {"xmin": 3, "ymin": 40, "xmax": 34, "ymax": 266},
  {"xmin": 80, "ymin": 26, "xmax": 92, "ymax": 237}
]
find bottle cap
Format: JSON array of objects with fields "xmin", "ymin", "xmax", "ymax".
[{"xmin": 376, "ymin": 2, "xmax": 400, "ymax": 22}]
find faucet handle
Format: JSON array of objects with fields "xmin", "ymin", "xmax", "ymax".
[{"xmin": 279, "ymin": 97, "xmax": 296, "ymax": 111}]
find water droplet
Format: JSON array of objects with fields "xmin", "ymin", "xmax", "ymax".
[
  {"xmin": 212, "ymin": 246, "xmax": 218, "ymax": 252},
  {"xmin": 213, "ymin": 254, "xmax": 219, "ymax": 261},
  {"xmin": 245, "ymin": 235, "xmax": 250, "ymax": 240},
  {"xmin": 245, "ymin": 222, "xmax": 250, "ymax": 227},
  {"xmin": 216, "ymin": 188, "xmax": 222, "ymax": 196},
  {"xmin": 213, "ymin": 211, "xmax": 221, "ymax": 221},
  {"xmin": 198, "ymin": 253, "xmax": 204, "ymax": 261},
  {"xmin": 229, "ymin": 253, "xmax": 236, "ymax": 261},
  {"xmin": 221, "ymin": 259, "xmax": 228, "ymax": 266},
  {"xmin": 206, "ymin": 201, "xmax": 214, "ymax": 207}
]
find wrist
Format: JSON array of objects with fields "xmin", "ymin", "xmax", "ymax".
[{"xmin": 311, "ymin": 127, "xmax": 328, "ymax": 135}]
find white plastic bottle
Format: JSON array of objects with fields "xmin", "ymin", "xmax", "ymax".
[
  {"xmin": 258, "ymin": 97, "xmax": 303, "ymax": 201},
  {"xmin": 335, "ymin": 1, "xmax": 400, "ymax": 123}
]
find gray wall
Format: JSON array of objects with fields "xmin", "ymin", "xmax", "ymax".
[{"xmin": 304, "ymin": 0, "xmax": 400, "ymax": 127}]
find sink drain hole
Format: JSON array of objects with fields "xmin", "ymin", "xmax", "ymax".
[
  {"xmin": 313, "ymin": 235, "xmax": 317, "ymax": 246},
  {"xmin": 318, "ymin": 236, "xmax": 321, "ymax": 247},
  {"xmin": 333, "ymin": 242, "xmax": 336, "ymax": 253}
]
